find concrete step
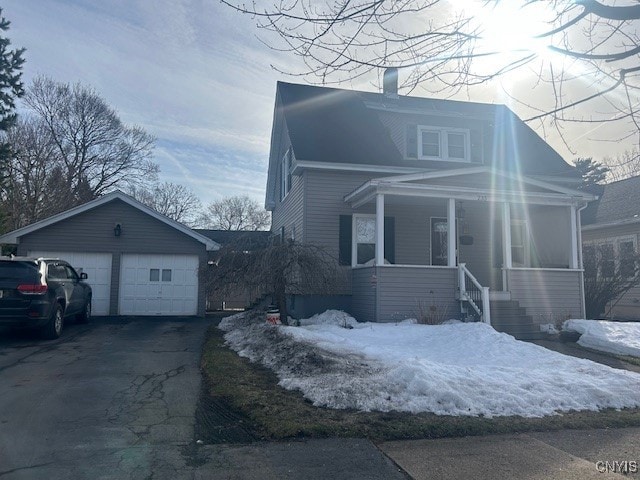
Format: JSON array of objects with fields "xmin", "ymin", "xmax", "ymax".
[{"xmin": 489, "ymin": 298, "xmax": 543, "ymax": 339}]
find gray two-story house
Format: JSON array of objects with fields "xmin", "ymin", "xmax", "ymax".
[{"xmin": 266, "ymin": 76, "xmax": 595, "ymax": 338}]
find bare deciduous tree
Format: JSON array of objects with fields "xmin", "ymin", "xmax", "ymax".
[
  {"xmin": 223, "ymin": 1, "xmax": 640, "ymax": 148},
  {"xmin": 0, "ymin": 78, "xmax": 159, "ymax": 230},
  {"xmin": 128, "ymin": 182, "xmax": 202, "ymax": 225},
  {"xmin": 604, "ymin": 148, "xmax": 640, "ymax": 181},
  {"xmin": 583, "ymin": 243, "xmax": 640, "ymax": 319},
  {"xmin": 2, "ymin": 118, "xmax": 57, "ymax": 229},
  {"xmin": 23, "ymin": 76, "xmax": 157, "ymax": 202},
  {"xmin": 199, "ymin": 195, "xmax": 270, "ymax": 230},
  {"xmin": 202, "ymin": 239, "xmax": 345, "ymax": 321}
]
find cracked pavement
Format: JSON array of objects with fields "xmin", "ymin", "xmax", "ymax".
[
  {"xmin": 0, "ymin": 317, "xmax": 210, "ymax": 479},
  {"xmin": 0, "ymin": 317, "xmax": 407, "ymax": 480}
]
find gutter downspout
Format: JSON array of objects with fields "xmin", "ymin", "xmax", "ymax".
[{"xmin": 577, "ymin": 202, "xmax": 589, "ymax": 319}]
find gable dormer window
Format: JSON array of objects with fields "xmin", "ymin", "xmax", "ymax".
[
  {"xmin": 280, "ymin": 148, "xmax": 292, "ymax": 201},
  {"xmin": 417, "ymin": 126, "xmax": 470, "ymax": 162}
]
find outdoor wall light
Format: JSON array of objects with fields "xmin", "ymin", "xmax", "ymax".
[{"xmin": 114, "ymin": 223, "xmax": 122, "ymax": 237}]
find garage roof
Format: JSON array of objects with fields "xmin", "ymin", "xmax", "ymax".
[{"xmin": 0, "ymin": 191, "xmax": 221, "ymax": 251}]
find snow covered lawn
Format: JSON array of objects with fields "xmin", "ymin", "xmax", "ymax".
[
  {"xmin": 564, "ymin": 319, "xmax": 640, "ymax": 358},
  {"xmin": 220, "ymin": 311, "xmax": 640, "ymax": 418}
]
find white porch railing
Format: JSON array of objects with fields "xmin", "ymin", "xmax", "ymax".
[{"xmin": 458, "ymin": 263, "xmax": 491, "ymax": 324}]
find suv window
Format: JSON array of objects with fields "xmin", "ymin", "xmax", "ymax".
[
  {"xmin": 0, "ymin": 261, "xmax": 39, "ymax": 281},
  {"xmin": 47, "ymin": 264, "xmax": 68, "ymax": 280},
  {"xmin": 64, "ymin": 266, "xmax": 79, "ymax": 281}
]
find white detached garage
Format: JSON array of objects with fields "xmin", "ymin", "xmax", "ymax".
[
  {"xmin": 0, "ymin": 191, "xmax": 219, "ymax": 317},
  {"xmin": 119, "ymin": 254, "xmax": 199, "ymax": 315}
]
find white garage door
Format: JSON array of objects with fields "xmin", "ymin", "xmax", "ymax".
[
  {"xmin": 28, "ymin": 251, "xmax": 112, "ymax": 316},
  {"xmin": 119, "ymin": 254, "xmax": 198, "ymax": 316}
]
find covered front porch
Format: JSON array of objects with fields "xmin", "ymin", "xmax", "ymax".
[{"xmin": 344, "ymin": 168, "xmax": 594, "ymax": 329}]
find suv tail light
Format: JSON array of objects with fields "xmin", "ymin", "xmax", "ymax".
[{"xmin": 17, "ymin": 284, "xmax": 48, "ymax": 295}]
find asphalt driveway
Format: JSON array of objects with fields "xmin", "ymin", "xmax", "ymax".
[
  {"xmin": 0, "ymin": 317, "xmax": 208, "ymax": 479},
  {"xmin": 0, "ymin": 317, "xmax": 406, "ymax": 480}
]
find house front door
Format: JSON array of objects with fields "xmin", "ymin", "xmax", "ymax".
[{"xmin": 430, "ymin": 217, "xmax": 458, "ymax": 266}]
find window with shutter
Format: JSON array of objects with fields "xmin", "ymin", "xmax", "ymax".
[{"xmin": 339, "ymin": 215, "xmax": 395, "ymax": 266}]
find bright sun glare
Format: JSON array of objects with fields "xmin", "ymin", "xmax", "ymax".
[{"xmin": 454, "ymin": 1, "xmax": 556, "ymax": 74}]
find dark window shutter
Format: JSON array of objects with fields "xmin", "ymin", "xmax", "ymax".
[
  {"xmin": 339, "ymin": 215, "xmax": 352, "ymax": 265},
  {"xmin": 406, "ymin": 124, "xmax": 418, "ymax": 158},
  {"xmin": 384, "ymin": 217, "xmax": 395, "ymax": 264}
]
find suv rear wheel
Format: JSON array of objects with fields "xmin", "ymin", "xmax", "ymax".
[{"xmin": 41, "ymin": 303, "xmax": 64, "ymax": 339}]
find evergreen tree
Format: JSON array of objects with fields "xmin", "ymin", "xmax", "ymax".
[
  {"xmin": 573, "ymin": 158, "xmax": 609, "ymax": 190},
  {"xmin": 0, "ymin": 9, "xmax": 25, "ymax": 162}
]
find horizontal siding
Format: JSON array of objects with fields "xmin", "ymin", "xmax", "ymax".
[
  {"xmin": 305, "ymin": 170, "xmax": 378, "ymax": 258},
  {"xmin": 583, "ymin": 223, "xmax": 640, "ymax": 242},
  {"xmin": 377, "ymin": 266, "xmax": 458, "ymax": 322},
  {"xmin": 18, "ymin": 199, "xmax": 208, "ymax": 316},
  {"xmin": 351, "ymin": 267, "xmax": 376, "ymax": 322},
  {"xmin": 271, "ymin": 170, "xmax": 304, "ymax": 242},
  {"xmin": 507, "ymin": 269, "xmax": 583, "ymax": 323},
  {"xmin": 18, "ymin": 199, "xmax": 207, "ymax": 255},
  {"xmin": 387, "ymin": 203, "xmax": 447, "ymax": 265},
  {"xmin": 271, "ymin": 126, "xmax": 303, "ymax": 242}
]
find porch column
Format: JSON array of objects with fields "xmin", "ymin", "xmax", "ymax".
[
  {"xmin": 375, "ymin": 194, "xmax": 385, "ymax": 266},
  {"xmin": 447, "ymin": 198, "xmax": 456, "ymax": 267},
  {"xmin": 570, "ymin": 205, "xmax": 579, "ymax": 269},
  {"xmin": 502, "ymin": 203, "xmax": 512, "ymax": 269}
]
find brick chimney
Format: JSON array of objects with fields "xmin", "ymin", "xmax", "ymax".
[{"xmin": 383, "ymin": 67, "xmax": 398, "ymax": 97}]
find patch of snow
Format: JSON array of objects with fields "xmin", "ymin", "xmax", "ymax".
[
  {"xmin": 540, "ymin": 323, "xmax": 559, "ymax": 334},
  {"xmin": 442, "ymin": 319, "xmax": 463, "ymax": 325},
  {"xmin": 218, "ymin": 311, "xmax": 249, "ymax": 331},
  {"xmin": 564, "ymin": 320, "xmax": 640, "ymax": 358},
  {"xmin": 397, "ymin": 318, "xmax": 418, "ymax": 325},
  {"xmin": 220, "ymin": 313, "xmax": 640, "ymax": 417},
  {"xmin": 298, "ymin": 310, "xmax": 359, "ymax": 329}
]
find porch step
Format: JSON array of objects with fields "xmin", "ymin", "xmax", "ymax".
[{"xmin": 489, "ymin": 300, "xmax": 544, "ymax": 341}]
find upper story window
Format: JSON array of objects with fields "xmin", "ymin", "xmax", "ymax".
[
  {"xmin": 417, "ymin": 126, "xmax": 470, "ymax": 162},
  {"xmin": 280, "ymin": 148, "xmax": 293, "ymax": 201}
]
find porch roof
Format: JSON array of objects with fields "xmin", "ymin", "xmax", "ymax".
[{"xmin": 344, "ymin": 167, "xmax": 596, "ymax": 208}]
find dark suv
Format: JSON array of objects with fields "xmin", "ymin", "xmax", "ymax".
[{"xmin": 0, "ymin": 257, "xmax": 92, "ymax": 339}]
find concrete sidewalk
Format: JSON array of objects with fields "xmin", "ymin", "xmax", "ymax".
[
  {"xmin": 176, "ymin": 426, "xmax": 640, "ymax": 479},
  {"xmin": 378, "ymin": 427, "xmax": 640, "ymax": 480}
]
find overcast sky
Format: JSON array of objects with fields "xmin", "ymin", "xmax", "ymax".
[{"xmin": 3, "ymin": 1, "xmax": 635, "ymax": 207}]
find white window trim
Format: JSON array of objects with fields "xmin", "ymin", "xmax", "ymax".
[
  {"xmin": 280, "ymin": 148, "xmax": 292, "ymax": 201},
  {"xmin": 510, "ymin": 219, "xmax": 531, "ymax": 268},
  {"xmin": 352, "ymin": 213, "xmax": 377, "ymax": 267},
  {"xmin": 417, "ymin": 126, "xmax": 471, "ymax": 163},
  {"xmin": 584, "ymin": 235, "xmax": 637, "ymax": 277},
  {"xmin": 429, "ymin": 217, "xmax": 459, "ymax": 266}
]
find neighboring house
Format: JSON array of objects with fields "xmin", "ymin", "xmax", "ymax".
[
  {"xmin": 194, "ymin": 229, "xmax": 271, "ymax": 310},
  {"xmin": 582, "ymin": 176, "xmax": 640, "ymax": 320},
  {"xmin": 265, "ymin": 75, "xmax": 596, "ymax": 338},
  {"xmin": 0, "ymin": 191, "xmax": 219, "ymax": 316}
]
